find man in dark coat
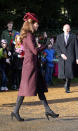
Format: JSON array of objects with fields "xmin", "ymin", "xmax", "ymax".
[{"xmin": 55, "ymin": 24, "xmax": 78, "ymax": 93}]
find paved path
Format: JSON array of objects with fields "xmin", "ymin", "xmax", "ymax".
[{"xmin": 0, "ymin": 84, "xmax": 78, "ymax": 131}]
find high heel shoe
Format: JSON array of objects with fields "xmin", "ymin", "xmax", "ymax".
[
  {"xmin": 45, "ymin": 111, "xmax": 59, "ymax": 120},
  {"xmin": 11, "ymin": 112, "xmax": 24, "ymax": 121}
]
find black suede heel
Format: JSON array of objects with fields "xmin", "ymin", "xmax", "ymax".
[
  {"xmin": 45, "ymin": 111, "xmax": 59, "ymax": 120},
  {"xmin": 11, "ymin": 112, "xmax": 24, "ymax": 121}
]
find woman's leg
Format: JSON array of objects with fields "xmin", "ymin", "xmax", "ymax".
[
  {"xmin": 11, "ymin": 96, "xmax": 24, "ymax": 121},
  {"xmin": 38, "ymin": 92, "xmax": 51, "ymax": 112},
  {"xmin": 38, "ymin": 92, "xmax": 59, "ymax": 119},
  {"xmin": 14, "ymin": 96, "xmax": 24, "ymax": 114}
]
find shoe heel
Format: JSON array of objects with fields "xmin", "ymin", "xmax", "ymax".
[
  {"xmin": 11, "ymin": 112, "xmax": 14, "ymax": 120},
  {"xmin": 45, "ymin": 114, "xmax": 49, "ymax": 120},
  {"xmin": 11, "ymin": 112, "xmax": 24, "ymax": 121},
  {"xmin": 45, "ymin": 111, "xmax": 59, "ymax": 119}
]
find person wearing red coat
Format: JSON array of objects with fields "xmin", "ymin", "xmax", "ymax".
[{"xmin": 11, "ymin": 12, "xmax": 59, "ymax": 121}]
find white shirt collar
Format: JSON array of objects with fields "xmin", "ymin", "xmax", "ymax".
[{"xmin": 64, "ymin": 33, "xmax": 69, "ymax": 37}]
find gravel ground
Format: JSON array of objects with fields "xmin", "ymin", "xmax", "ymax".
[{"xmin": 0, "ymin": 84, "xmax": 78, "ymax": 131}]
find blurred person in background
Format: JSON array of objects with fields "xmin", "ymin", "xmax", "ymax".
[
  {"xmin": 0, "ymin": 39, "xmax": 11, "ymax": 91},
  {"xmin": 41, "ymin": 37, "xmax": 55, "ymax": 86},
  {"xmin": 55, "ymin": 24, "xmax": 78, "ymax": 93},
  {"xmin": 1, "ymin": 20, "xmax": 19, "ymax": 90}
]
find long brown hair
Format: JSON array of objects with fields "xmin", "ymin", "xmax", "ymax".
[{"xmin": 20, "ymin": 19, "xmax": 35, "ymax": 41}]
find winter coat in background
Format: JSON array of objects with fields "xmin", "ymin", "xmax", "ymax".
[{"xmin": 55, "ymin": 33, "xmax": 78, "ymax": 79}]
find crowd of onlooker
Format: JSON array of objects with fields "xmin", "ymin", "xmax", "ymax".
[
  {"xmin": 0, "ymin": 20, "xmax": 59, "ymax": 91},
  {"xmin": 0, "ymin": 20, "xmax": 24, "ymax": 91},
  {"xmin": 36, "ymin": 32, "xmax": 58, "ymax": 86}
]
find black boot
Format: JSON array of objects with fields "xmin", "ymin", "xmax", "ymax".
[
  {"xmin": 11, "ymin": 112, "xmax": 24, "ymax": 121},
  {"xmin": 11, "ymin": 96, "xmax": 24, "ymax": 121},
  {"xmin": 45, "ymin": 110, "xmax": 59, "ymax": 120},
  {"xmin": 38, "ymin": 93, "xmax": 59, "ymax": 120}
]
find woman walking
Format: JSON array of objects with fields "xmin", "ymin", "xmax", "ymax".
[{"xmin": 11, "ymin": 12, "xmax": 59, "ymax": 121}]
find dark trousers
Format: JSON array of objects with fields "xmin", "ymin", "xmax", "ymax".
[
  {"xmin": 45, "ymin": 66, "xmax": 54, "ymax": 84},
  {"xmin": 11, "ymin": 57, "xmax": 23, "ymax": 88},
  {"xmin": 64, "ymin": 78, "xmax": 71, "ymax": 91},
  {"xmin": 0, "ymin": 63, "xmax": 7, "ymax": 87}
]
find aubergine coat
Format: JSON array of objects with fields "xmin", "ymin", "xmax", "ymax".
[
  {"xmin": 55, "ymin": 33, "xmax": 78, "ymax": 79},
  {"xmin": 18, "ymin": 32, "xmax": 47, "ymax": 96}
]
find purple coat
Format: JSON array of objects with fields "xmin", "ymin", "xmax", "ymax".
[{"xmin": 18, "ymin": 32, "xmax": 47, "ymax": 96}]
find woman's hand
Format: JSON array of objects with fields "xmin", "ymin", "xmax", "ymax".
[{"xmin": 37, "ymin": 43, "xmax": 41, "ymax": 48}]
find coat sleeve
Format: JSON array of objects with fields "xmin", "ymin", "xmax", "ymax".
[
  {"xmin": 23, "ymin": 33, "xmax": 37, "ymax": 55},
  {"xmin": 75, "ymin": 35, "xmax": 78, "ymax": 59},
  {"xmin": 54, "ymin": 36, "xmax": 62, "ymax": 57}
]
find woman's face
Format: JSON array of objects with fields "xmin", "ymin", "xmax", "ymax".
[{"xmin": 33, "ymin": 22, "xmax": 39, "ymax": 31}]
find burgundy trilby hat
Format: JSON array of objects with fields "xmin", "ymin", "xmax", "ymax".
[{"xmin": 23, "ymin": 12, "xmax": 38, "ymax": 23}]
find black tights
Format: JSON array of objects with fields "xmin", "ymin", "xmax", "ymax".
[
  {"xmin": 14, "ymin": 92, "xmax": 51, "ymax": 114},
  {"xmin": 38, "ymin": 92, "xmax": 51, "ymax": 112}
]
